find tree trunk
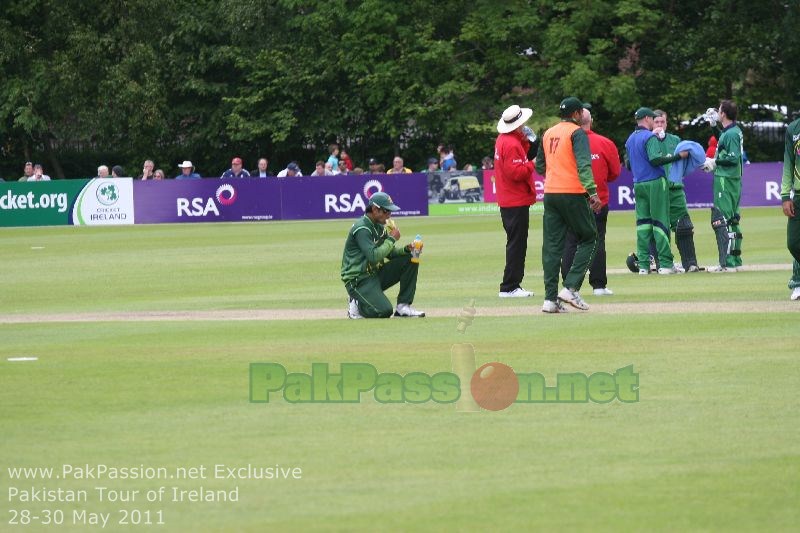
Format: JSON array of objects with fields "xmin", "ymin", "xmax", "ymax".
[{"xmin": 43, "ymin": 135, "xmax": 65, "ymax": 179}]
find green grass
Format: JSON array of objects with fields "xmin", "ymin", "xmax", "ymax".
[{"xmin": 1, "ymin": 207, "xmax": 798, "ymax": 531}]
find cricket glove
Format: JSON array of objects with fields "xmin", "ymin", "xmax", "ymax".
[{"xmin": 703, "ymin": 107, "xmax": 720, "ymax": 127}]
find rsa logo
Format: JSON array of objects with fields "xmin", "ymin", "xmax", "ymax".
[
  {"xmin": 177, "ymin": 184, "xmax": 237, "ymax": 217},
  {"xmin": 324, "ymin": 179, "xmax": 383, "ymax": 213}
]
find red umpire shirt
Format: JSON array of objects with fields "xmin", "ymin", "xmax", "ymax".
[
  {"xmin": 494, "ymin": 130, "xmax": 536, "ymax": 207},
  {"xmin": 585, "ymin": 129, "xmax": 621, "ymax": 205}
]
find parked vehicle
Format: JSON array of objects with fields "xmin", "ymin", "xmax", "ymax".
[{"xmin": 438, "ymin": 175, "xmax": 482, "ymax": 203}]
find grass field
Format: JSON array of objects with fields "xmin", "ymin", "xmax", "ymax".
[{"xmin": 1, "ymin": 207, "xmax": 798, "ymax": 532}]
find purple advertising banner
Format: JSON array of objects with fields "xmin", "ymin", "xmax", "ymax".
[
  {"xmin": 608, "ymin": 162, "xmax": 784, "ymax": 210},
  {"xmin": 280, "ymin": 173, "xmax": 429, "ymax": 220},
  {"xmin": 134, "ymin": 179, "xmax": 282, "ymax": 223}
]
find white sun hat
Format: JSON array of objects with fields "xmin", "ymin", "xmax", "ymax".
[
  {"xmin": 178, "ymin": 161, "xmax": 193, "ymax": 168},
  {"xmin": 497, "ymin": 105, "xmax": 533, "ymax": 133}
]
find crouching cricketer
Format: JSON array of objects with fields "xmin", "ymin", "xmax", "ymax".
[{"xmin": 341, "ymin": 192, "xmax": 425, "ymax": 319}]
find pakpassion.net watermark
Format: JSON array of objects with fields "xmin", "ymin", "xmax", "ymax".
[{"xmin": 249, "ymin": 361, "xmax": 638, "ymax": 411}]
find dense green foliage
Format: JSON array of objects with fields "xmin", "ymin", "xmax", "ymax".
[{"xmin": 1, "ymin": 0, "xmax": 798, "ymax": 179}]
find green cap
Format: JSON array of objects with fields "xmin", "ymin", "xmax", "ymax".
[
  {"xmin": 368, "ymin": 191, "xmax": 400, "ymax": 212},
  {"xmin": 559, "ymin": 96, "xmax": 588, "ymax": 117},
  {"xmin": 634, "ymin": 107, "xmax": 657, "ymax": 120}
]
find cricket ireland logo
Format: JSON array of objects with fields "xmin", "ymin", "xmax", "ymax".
[
  {"xmin": 96, "ymin": 183, "xmax": 119, "ymax": 206},
  {"xmin": 249, "ymin": 362, "xmax": 639, "ymax": 410}
]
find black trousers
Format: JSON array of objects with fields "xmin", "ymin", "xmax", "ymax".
[
  {"xmin": 500, "ymin": 206, "xmax": 530, "ymax": 292},
  {"xmin": 562, "ymin": 204, "xmax": 608, "ymax": 289}
]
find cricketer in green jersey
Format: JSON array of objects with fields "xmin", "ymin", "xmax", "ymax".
[
  {"xmin": 709, "ymin": 100, "xmax": 744, "ymax": 272},
  {"xmin": 653, "ymin": 109, "xmax": 700, "ymax": 272},
  {"xmin": 781, "ymin": 117, "xmax": 800, "ymax": 300},
  {"xmin": 341, "ymin": 192, "xmax": 425, "ymax": 319}
]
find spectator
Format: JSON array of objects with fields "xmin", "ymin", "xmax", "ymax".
[
  {"xmin": 221, "ymin": 157, "xmax": 250, "ymax": 179},
  {"xmin": 438, "ymin": 144, "xmax": 457, "ymax": 171},
  {"xmin": 425, "ymin": 157, "xmax": 443, "ymax": 195},
  {"xmin": 706, "ymin": 135, "xmax": 717, "ymax": 158},
  {"xmin": 327, "ymin": 143, "xmax": 340, "ymax": 173},
  {"xmin": 153, "ymin": 169, "xmax": 166, "ymax": 180},
  {"xmin": 367, "ymin": 158, "xmax": 382, "ymax": 174},
  {"xmin": 351, "ymin": 167, "xmax": 365, "ymax": 175},
  {"xmin": 376, "ymin": 163, "xmax": 386, "ymax": 173},
  {"xmin": 19, "ymin": 161, "xmax": 34, "ymax": 181},
  {"xmin": 251, "ymin": 157, "xmax": 270, "ymax": 177},
  {"xmin": 338, "ymin": 162, "xmax": 348, "ymax": 175},
  {"xmin": 277, "ymin": 162, "xmax": 303, "ymax": 177},
  {"xmin": 111, "ymin": 165, "xmax": 125, "ymax": 178},
  {"xmin": 311, "ymin": 161, "xmax": 333, "ymax": 176},
  {"xmin": 28, "ymin": 163, "xmax": 51, "ymax": 181},
  {"xmin": 463, "ymin": 163, "xmax": 475, "ymax": 172},
  {"xmin": 340, "ymin": 149, "xmax": 354, "ymax": 171},
  {"xmin": 137, "ymin": 160, "xmax": 155, "ymax": 180},
  {"xmin": 387, "ymin": 156, "xmax": 412, "ymax": 174},
  {"xmin": 97, "ymin": 165, "xmax": 110, "ymax": 178},
  {"xmin": 420, "ymin": 157, "xmax": 439, "ymax": 173},
  {"xmin": 176, "ymin": 161, "xmax": 201, "ymax": 179},
  {"xmin": 481, "ymin": 156, "xmax": 494, "ymax": 170}
]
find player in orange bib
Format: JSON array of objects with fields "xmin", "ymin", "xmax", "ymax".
[{"xmin": 535, "ymin": 97, "xmax": 602, "ymax": 313}]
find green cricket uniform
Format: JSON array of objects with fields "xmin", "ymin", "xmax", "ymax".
[
  {"xmin": 535, "ymin": 118, "xmax": 598, "ymax": 301},
  {"xmin": 714, "ymin": 122, "xmax": 744, "ymax": 267},
  {"xmin": 341, "ymin": 215, "xmax": 417, "ymax": 318},
  {"xmin": 655, "ymin": 131, "xmax": 700, "ymax": 270},
  {"xmin": 781, "ymin": 118, "xmax": 800, "ymax": 290},
  {"xmin": 625, "ymin": 127, "xmax": 682, "ymax": 271},
  {"xmin": 659, "ymin": 132, "xmax": 691, "ymax": 227}
]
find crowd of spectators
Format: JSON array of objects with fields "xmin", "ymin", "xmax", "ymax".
[{"xmin": 11, "ymin": 144, "xmax": 491, "ymax": 182}]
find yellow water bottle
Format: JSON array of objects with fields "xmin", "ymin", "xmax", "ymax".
[{"xmin": 410, "ymin": 234, "xmax": 423, "ymax": 264}]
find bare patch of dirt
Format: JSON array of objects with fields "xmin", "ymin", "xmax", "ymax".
[{"xmin": 1, "ymin": 299, "xmax": 796, "ymax": 324}]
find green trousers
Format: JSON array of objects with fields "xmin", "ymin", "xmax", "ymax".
[
  {"xmin": 788, "ymin": 196, "xmax": 800, "ymax": 290},
  {"xmin": 634, "ymin": 178, "xmax": 673, "ymax": 269},
  {"xmin": 669, "ymin": 184, "xmax": 689, "ymax": 230},
  {"xmin": 713, "ymin": 175, "xmax": 742, "ymax": 267},
  {"xmin": 345, "ymin": 255, "xmax": 419, "ymax": 318},
  {"xmin": 542, "ymin": 193, "xmax": 597, "ymax": 301}
]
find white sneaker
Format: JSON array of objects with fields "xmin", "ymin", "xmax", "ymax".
[
  {"xmin": 395, "ymin": 303, "xmax": 426, "ymax": 317},
  {"xmin": 542, "ymin": 300, "xmax": 569, "ymax": 313},
  {"xmin": 557, "ymin": 287, "xmax": 589, "ymax": 310},
  {"xmin": 707, "ymin": 265, "xmax": 735, "ymax": 273},
  {"xmin": 674, "ymin": 264, "xmax": 686, "ymax": 273},
  {"xmin": 499, "ymin": 287, "xmax": 533, "ymax": 298},
  {"xmin": 348, "ymin": 298, "xmax": 363, "ymax": 319},
  {"xmin": 658, "ymin": 266, "xmax": 682, "ymax": 275},
  {"xmin": 791, "ymin": 287, "xmax": 800, "ymax": 301},
  {"xmin": 638, "ymin": 269, "xmax": 649, "ymax": 275},
  {"xmin": 593, "ymin": 288, "xmax": 613, "ymax": 296}
]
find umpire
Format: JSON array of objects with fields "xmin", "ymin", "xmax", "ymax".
[{"xmin": 535, "ymin": 97, "xmax": 601, "ymax": 313}]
